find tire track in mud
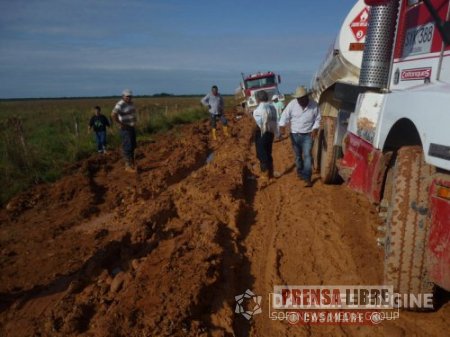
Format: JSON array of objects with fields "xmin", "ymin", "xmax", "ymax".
[
  {"xmin": 162, "ymin": 117, "xmax": 259, "ymax": 337},
  {"xmin": 246, "ymin": 138, "xmax": 370, "ymax": 336},
  {"xmin": 241, "ymin": 134, "xmax": 450, "ymax": 337}
]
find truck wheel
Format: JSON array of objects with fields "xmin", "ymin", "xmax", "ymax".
[
  {"xmin": 384, "ymin": 146, "xmax": 435, "ymax": 308},
  {"xmin": 320, "ymin": 117, "xmax": 341, "ymax": 184}
]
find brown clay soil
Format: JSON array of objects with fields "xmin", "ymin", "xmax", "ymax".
[{"xmin": 0, "ymin": 112, "xmax": 449, "ymax": 337}]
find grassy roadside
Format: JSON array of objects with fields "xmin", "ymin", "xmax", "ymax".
[{"xmin": 0, "ymin": 96, "xmax": 234, "ymax": 205}]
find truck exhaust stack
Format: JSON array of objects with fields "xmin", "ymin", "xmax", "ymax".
[{"xmin": 359, "ymin": 0, "xmax": 400, "ymax": 88}]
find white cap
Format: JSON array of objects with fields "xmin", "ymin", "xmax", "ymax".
[
  {"xmin": 122, "ymin": 89, "xmax": 133, "ymax": 96},
  {"xmin": 272, "ymin": 94, "xmax": 279, "ymax": 101}
]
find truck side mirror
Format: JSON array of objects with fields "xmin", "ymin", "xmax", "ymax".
[{"xmin": 278, "ymin": 75, "xmax": 281, "ymax": 84}]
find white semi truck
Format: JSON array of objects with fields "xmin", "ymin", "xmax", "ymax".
[{"xmin": 311, "ymin": 0, "xmax": 450, "ymax": 305}]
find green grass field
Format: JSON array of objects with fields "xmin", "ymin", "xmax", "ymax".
[{"xmin": 0, "ymin": 96, "xmax": 235, "ymax": 205}]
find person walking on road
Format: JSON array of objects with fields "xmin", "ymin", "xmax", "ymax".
[
  {"xmin": 112, "ymin": 89, "xmax": 138, "ymax": 173},
  {"xmin": 253, "ymin": 90, "xmax": 278, "ymax": 182},
  {"xmin": 201, "ymin": 85, "xmax": 229, "ymax": 141},
  {"xmin": 89, "ymin": 106, "xmax": 110, "ymax": 153},
  {"xmin": 272, "ymin": 94, "xmax": 285, "ymax": 140},
  {"xmin": 279, "ymin": 86, "xmax": 321, "ymax": 187}
]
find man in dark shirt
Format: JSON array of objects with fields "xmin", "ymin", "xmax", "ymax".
[{"xmin": 89, "ymin": 106, "xmax": 110, "ymax": 153}]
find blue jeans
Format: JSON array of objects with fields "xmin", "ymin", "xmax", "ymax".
[
  {"xmin": 290, "ymin": 133, "xmax": 313, "ymax": 181},
  {"xmin": 95, "ymin": 131, "xmax": 107, "ymax": 152},
  {"xmin": 120, "ymin": 127, "xmax": 136, "ymax": 164},
  {"xmin": 210, "ymin": 114, "xmax": 228, "ymax": 128}
]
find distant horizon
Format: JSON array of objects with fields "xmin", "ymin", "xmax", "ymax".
[
  {"xmin": 0, "ymin": 93, "xmax": 236, "ymax": 101},
  {"xmin": 0, "ymin": 68, "xmax": 311, "ymax": 100},
  {"xmin": 0, "ymin": 88, "xmax": 300, "ymax": 101}
]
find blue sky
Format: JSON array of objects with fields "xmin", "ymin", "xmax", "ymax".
[{"xmin": 0, "ymin": 0, "xmax": 358, "ymax": 98}]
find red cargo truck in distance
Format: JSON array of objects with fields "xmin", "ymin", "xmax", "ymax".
[{"xmin": 235, "ymin": 71, "xmax": 284, "ymax": 114}]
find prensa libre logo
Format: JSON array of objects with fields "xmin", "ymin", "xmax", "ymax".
[
  {"xmin": 270, "ymin": 285, "xmax": 433, "ymax": 326},
  {"xmin": 235, "ymin": 289, "xmax": 262, "ymax": 320}
]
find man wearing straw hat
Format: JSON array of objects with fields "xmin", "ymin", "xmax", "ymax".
[{"xmin": 279, "ymin": 86, "xmax": 321, "ymax": 187}]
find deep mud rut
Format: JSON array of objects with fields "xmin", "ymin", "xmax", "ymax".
[{"xmin": 0, "ymin": 113, "xmax": 449, "ymax": 337}]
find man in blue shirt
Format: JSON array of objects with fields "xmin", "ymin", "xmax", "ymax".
[{"xmin": 279, "ymin": 87, "xmax": 321, "ymax": 187}]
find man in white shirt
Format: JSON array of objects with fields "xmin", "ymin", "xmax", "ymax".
[
  {"xmin": 279, "ymin": 87, "xmax": 321, "ymax": 187},
  {"xmin": 112, "ymin": 89, "xmax": 138, "ymax": 173},
  {"xmin": 253, "ymin": 90, "xmax": 278, "ymax": 182}
]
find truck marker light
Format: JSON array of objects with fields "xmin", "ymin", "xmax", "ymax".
[{"xmin": 437, "ymin": 186, "xmax": 450, "ymax": 200}]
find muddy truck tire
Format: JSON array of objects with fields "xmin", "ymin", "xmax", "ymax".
[
  {"xmin": 320, "ymin": 116, "xmax": 342, "ymax": 184},
  {"xmin": 383, "ymin": 146, "xmax": 435, "ymax": 308}
]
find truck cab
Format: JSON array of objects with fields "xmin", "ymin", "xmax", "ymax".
[{"xmin": 238, "ymin": 71, "xmax": 285, "ymax": 113}]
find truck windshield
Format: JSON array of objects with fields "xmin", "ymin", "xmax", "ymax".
[{"xmin": 245, "ymin": 76, "xmax": 276, "ymax": 89}]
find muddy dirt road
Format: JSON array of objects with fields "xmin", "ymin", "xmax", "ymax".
[{"xmin": 0, "ymin": 114, "xmax": 449, "ymax": 336}]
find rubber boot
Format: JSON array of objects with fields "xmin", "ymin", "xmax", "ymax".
[
  {"xmin": 223, "ymin": 126, "xmax": 230, "ymax": 137},
  {"xmin": 212, "ymin": 128, "xmax": 217, "ymax": 141}
]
